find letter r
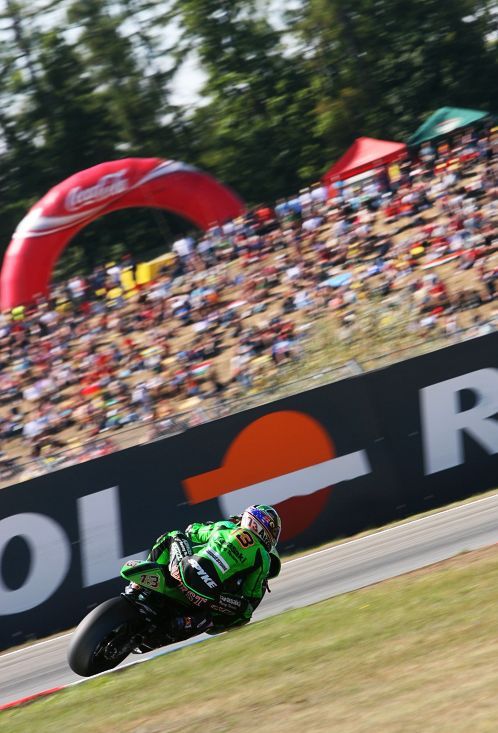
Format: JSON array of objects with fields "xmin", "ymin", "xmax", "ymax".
[{"xmin": 421, "ymin": 368, "xmax": 498, "ymax": 475}]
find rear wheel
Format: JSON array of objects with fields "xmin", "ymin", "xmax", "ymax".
[{"xmin": 68, "ymin": 596, "xmax": 142, "ymax": 677}]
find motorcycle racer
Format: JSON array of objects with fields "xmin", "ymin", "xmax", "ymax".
[
  {"xmin": 146, "ymin": 505, "xmax": 281, "ymax": 638},
  {"xmin": 69, "ymin": 505, "xmax": 282, "ymax": 676}
]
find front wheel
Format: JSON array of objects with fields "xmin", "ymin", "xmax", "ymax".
[{"xmin": 68, "ymin": 596, "xmax": 142, "ymax": 677}]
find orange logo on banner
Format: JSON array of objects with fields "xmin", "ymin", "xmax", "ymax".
[{"xmin": 183, "ymin": 411, "xmax": 336, "ymax": 542}]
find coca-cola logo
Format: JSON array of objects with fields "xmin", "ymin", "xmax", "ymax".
[{"xmin": 65, "ymin": 170, "xmax": 129, "ymax": 211}]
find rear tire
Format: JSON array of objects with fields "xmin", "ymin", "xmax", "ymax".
[{"xmin": 67, "ymin": 596, "xmax": 141, "ymax": 677}]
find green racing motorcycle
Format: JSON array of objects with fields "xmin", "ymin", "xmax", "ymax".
[{"xmin": 67, "ymin": 548, "xmax": 280, "ymax": 677}]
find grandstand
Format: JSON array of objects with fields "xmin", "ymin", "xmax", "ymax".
[{"xmin": 0, "ymin": 124, "xmax": 496, "ymax": 487}]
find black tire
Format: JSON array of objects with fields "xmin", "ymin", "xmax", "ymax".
[{"xmin": 67, "ymin": 596, "xmax": 141, "ymax": 677}]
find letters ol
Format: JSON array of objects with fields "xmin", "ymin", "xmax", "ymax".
[
  {"xmin": 0, "ymin": 487, "xmax": 146, "ymax": 616},
  {"xmin": 421, "ymin": 368, "xmax": 498, "ymax": 475}
]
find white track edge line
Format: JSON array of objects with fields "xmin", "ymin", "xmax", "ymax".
[
  {"xmin": 0, "ymin": 632, "xmax": 73, "ymax": 658},
  {"xmin": 2, "ymin": 490, "xmax": 497, "ymax": 660},
  {"xmin": 285, "ymin": 491, "xmax": 498, "ymax": 565}
]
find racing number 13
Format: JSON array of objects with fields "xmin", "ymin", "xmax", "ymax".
[{"xmin": 235, "ymin": 530, "xmax": 254, "ymax": 548}]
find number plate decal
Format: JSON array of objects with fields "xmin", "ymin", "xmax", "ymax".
[{"xmin": 140, "ymin": 573, "xmax": 160, "ymax": 589}]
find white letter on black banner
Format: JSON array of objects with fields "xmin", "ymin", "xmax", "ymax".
[
  {"xmin": 0, "ymin": 513, "xmax": 70, "ymax": 615},
  {"xmin": 78, "ymin": 486, "xmax": 146, "ymax": 587},
  {"xmin": 421, "ymin": 368, "xmax": 498, "ymax": 475}
]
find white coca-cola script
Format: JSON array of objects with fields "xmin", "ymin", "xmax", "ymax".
[{"xmin": 65, "ymin": 170, "xmax": 129, "ymax": 211}]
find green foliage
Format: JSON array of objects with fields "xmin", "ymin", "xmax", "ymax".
[
  {"xmin": 66, "ymin": 0, "xmax": 179, "ymax": 154},
  {"xmin": 0, "ymin": 0, "xmax": 193, "ymax": 268},
  {"xmin": 171, "ymin": 0, "xmax": 325, "ymax": 201},
  {"xmin": 295, "ymin": 0, "xmax": 498, "ymax": 151}
]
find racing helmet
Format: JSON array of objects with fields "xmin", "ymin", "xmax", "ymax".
[{"xmin": 240, "ymin": 505, "xmax": 281, "ymax": 552}]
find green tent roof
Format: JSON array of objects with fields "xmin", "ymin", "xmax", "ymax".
[{"xmin": 408, "ymin": 106, "xmax": 489, "ymax": 146}]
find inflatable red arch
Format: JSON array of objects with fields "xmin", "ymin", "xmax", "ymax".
[{"xmin": 0, "ymin": 158, "xmax": 245, "ymax": 309}]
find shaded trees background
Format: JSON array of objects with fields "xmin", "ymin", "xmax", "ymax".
[{"xmin": 0, "ymin": 0, "xmax": 496, "ymax": 274}]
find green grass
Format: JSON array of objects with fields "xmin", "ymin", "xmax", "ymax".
[{"xmin": 3, "ymin": 544, "xmax": 498, "ymax": 733}]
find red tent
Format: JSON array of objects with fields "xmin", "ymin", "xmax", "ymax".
[{"xmin": 323, "ymin": 137, "xmax": 407, "ymax": 183}]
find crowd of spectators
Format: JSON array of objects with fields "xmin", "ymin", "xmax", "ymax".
[{"xmin": 0, "ymin": 123, "xmax": 497, "ymax": 485}]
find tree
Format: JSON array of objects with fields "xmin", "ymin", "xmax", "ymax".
[
  {"xmin": 27, "ymin": 32, "xmax": 121, "ymax": 181},
  {"xmin": 66, "ymin": 0, "xmax": 191, "ymax": 157},
  {"xmin": 0, "ymin": 0, "xmax": 194, "ymax": 271},
  {"xmin": 171, "ymin": 1, "xmax": 324, "ymax": 201},
  {"xmin": 294, "ymin": 0, "xmax": 498, "ymax": 154},
  {"xmin": 0, "ymin": 1, "xmax": 54, "ymax": 249},
  {"xmin": 0, "ymin": 23, "xmax": 123, "ymax": 265}
]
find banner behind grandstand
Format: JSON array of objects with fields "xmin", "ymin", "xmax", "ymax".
[{"xmin": 1, "ymin": 332, "xmax": 498, "ymax": 648}]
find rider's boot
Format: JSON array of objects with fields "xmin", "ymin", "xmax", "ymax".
[
  {"xmin": 124, "ymin": 582, "xmax": 142, "ymax": 597},
  {"xmin": 171, "ymin": 611, "xmax": 213, "ymax": 640}
]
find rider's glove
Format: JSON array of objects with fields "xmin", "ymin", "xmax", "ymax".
[{"xmin": 185, "ymin": 521, "xmax": 213, "ymax": 537}]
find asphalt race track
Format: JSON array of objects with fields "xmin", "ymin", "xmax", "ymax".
[{"xmin": 2, "ymin": 492, "xmax": 498, "ymax": 706}]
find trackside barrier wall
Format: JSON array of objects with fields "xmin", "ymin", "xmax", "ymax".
[{"xmin": 1, "ymin": 333, "xmax": 497, "ymax": 649}]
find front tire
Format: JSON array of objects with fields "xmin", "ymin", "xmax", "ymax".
[{"xmin": 68, "ymin": 596, "xmax": 141, "ymax": 677}]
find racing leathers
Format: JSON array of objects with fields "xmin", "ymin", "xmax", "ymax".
[{"xmin": 147, "ymin": 519, "xmax": 280, "ymax": 638}]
